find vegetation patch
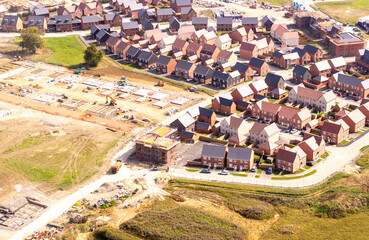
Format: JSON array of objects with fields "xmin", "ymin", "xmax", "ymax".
[
  {"xmin": 186, "ymin": 168, "xmax": 199, "ymax": 172},
  {"xmin": 92, "ymin": 227, "xmax": 142, "ymax": 240},
  {"xmin": 356, "ymin": 150, "xmax": 369, "ymax": 169},
  {"xmin": 231, "ymin": 172, "xmax": 248, "ymax": 177},
  {"xmin": 3, "ymin": 135, "xmax": 50, "ymax": 154},
  {"xmin": 360, "ymin": 145, "xmax": 369, "ymax": 152},
  {"xmin": 272, "ymin": 170, "xmax": 317, "ymax": 180}
]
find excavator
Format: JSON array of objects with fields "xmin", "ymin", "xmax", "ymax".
[
  {"xmin": 106, "ymin": 94, "xmax": 117, "ymax": 106},
  {"xmin": 75, "ymin": 67, "xmax": 86, "ymax": 74},
  {"xmin": 155, "ymin": 81, "xmax": 164, "ymax": 87},
  {"xmin": 119, "ymin": 76, "xmax": 128, "ymax": 86}
]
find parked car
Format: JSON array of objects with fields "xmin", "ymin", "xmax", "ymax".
[
  {"xmin": 306, "ymin": 161, "xmax": 314, "ymax": 166},
  {"xmin": 218, "ymin": 170, "xmax": 229, "ymax": 175},
  {"xmin": 234, "ymin": 50, "xmax": 240, "ymax": 54},
  {"xmin": 290, "ymin": 129, "xmax": 298, "ymax": 134},
  {"xmin": 342, "ymin": 93, "xmax": 347, "ymax": 97},
  {"xmin": 266, "ymin": 167, "xmax": 273, "ymax": 175},
  {"xmin": 284, "ymin": 128, "xmax": 291, "ymax": 133},
  {"xmin": 250, "ymin": 166, "xmax": 256, "ymax": 172},
  {"xmin": 186, "ymin": 78, "xmax": 193, "ymax": 82},
  {"xmin": 200, "ymin": 169, "xmax": 211, "ymax": 174},
  {"xmin": 132, "ymin": 188, "xmax": 139, "ymax": 195},
  {"xmin": 355, "ymin": 96, "xmax": 362, "ymax": 101},
  {"xmin": 338, "ymin": 92, "xmax": 343, "ymax": 96}
]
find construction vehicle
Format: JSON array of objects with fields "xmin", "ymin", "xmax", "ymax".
[
  {"xmin": 111, "ymin": 160, "xmax": 123, "ymax": 174},
  {"xmin": 75, "ymin": 67, "xmax": 86, "ymax": 74},
  {"xmin": 47, "ymin": 223, "xmax": 64, "ymax": 230},
  {"xmin": 155, "ymin": 80, "xmax": 164, "ymax": 87},
  {"xmin": 120, "ymin": 76, "xmax": 128, "ymax": 86},
  {"xmin": 13, "ymin": 56, "xmax": 22, "ymax": 61},
  {"xmin": 106, "ymin": 94, "xmax": 117, "ymax": 106}
]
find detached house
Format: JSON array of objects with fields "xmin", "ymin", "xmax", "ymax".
[
  {"xmin": 328, "ymin": 72, "xmax": 369, "ymax": 97},
  {"xmin": 248, "ymin": 57, "xmax": 269, "ymax": 76},
  {"xmin": 321, "ymin": 120, "xmax": 349, "ymax": 144},
  {"xmin": 106, "ymin": 36, "xmax": 121, "ymax": 54},
  {"xmin": 201, "ymin": 145, "xmax": 227, "ymax": 168},
  {"xmin": 239, "ymin": 42, "xmax": 258, "ymax": 60},
  {"xmin": 81, "ymin": 15, "xmax": 103, "ymax": 30},
  {"xmin": 231, "ymin": 85, "xmax": 254, "ymax": 104},
  {"xmin": 172, "ymin": 38, "xmax": 188, "ymax": 57},
  {"xmin": 181, "ymin": 7, "xmax": 197, "ymax": 21},
  {"xmin": 157, "ymin": 8, "xmax": 174, "ymax": 22},
  {"xmin": 232, "ymin": 62, "xmax": 254, "ymax": 81},
  {"xmin": 271, "ymin": 23, "xmax": 299, "ymax": 47},
  {"xmin": 171, "ymin": 0, "xmax": 191, "ymax": 13},
  {"xmin": 272, "ymin": 51, "xmax": 300, "ymax": 69},
  {"xmin": 186, "ymin": 42, "xmax": 202, "ymax": 58},
  {"xmin": 358, "ymin": 102, "xmax": 369, "ymax": 124},
  {"xmin": 193, "ymin": 65, "xmax": 214, "ymax": 84},
  {"xmin": 342, "ymin": 109, "xmax": 366, "ymax": 133},
  {"xmin": 261, "ymin": 15, "xmax": 274, "ymax": 31},
  {"xmin": 299, "ymin": 135, "xmax": 326, "ymax": 161},
  {"xmin": 264, "ymin": 73, "xmax": 285, "ymax": 90},
  {"xmin": 104, "ymin": 13, "xmax": 122, "ymax": 27},
  {"xmin": 215, "ymin": 34, "xmax": 232, "ymax": 50},
  {"xmin": 291, "ymin": 47, "xmax": 311, "ymax": 65},
  {"xmin": 220, "ymin": 116, "xmax": 250, "ymax": 137},
  {"xmin": 328, "ymin": 56, "xmax": 347, "ymax": 72},
  {"xmin": 242, "ymin": 17, "xmax": 258, "ymax": 31},
  {"xmin": 211, "ymin": 71, "xmax": 241, "ymax": 89},
  {"xmin": 57, "ymin": 5, "xmax": 81, "ymax": 19},
  {"xmin": 169, "ymin": 16, "xmax": 180, "ymax": 32},
  {"xmin": 156, "ymin": 55, "xmax": 177, "ymax": 74},
  {"xmin": 217, "ymin": 50, "xmax": 237, "ymax": 66},
  {"xmin": 212, "ymin": 97, "xmax": 236, "ymax": 115},
  {"xmin": 249, "ymin": 79, "xmax": 268, "ymax": 96},
  {"xmin": 199, "ymin": 31, "xmax": 217, "ymax": 45},
  {"xmin": 276, "ymin": 148, "xmax": 306, "ymax": 173},
  {"xmin": 303, "ymin": 45, "xmax": 323, "ymax": 62},
  {"xmin": 192, "ymin": 17, "xmax": 208, "ymax": 31},
  {"xmin": 116, "ymin": 41, "xmax": 131, "ymax": 59},
  {"xmin": 293, "ymin": 65, "xmax": 311, "ymax": 83},
  {"xmin": 1, "ymin": 15, "xmax": 23, "ymax": 32},
  {"xmin": 310, "ymin": 60, "xmax": 332, "ymax": 77},
  {"xmin": 249, "ymin": 122, "xmax": 279, "ymax": 144},
  {"xmin": 200, "ymin": 44, "xmax": 220, "ymax": 62},
  {"xmin": 96, "ymin": 30, "xmax": 110, "ymax": 45},
  {"xmin": 230, "ymin": 26, "xmax": 254, "ymax": 43},
  {"xmin": 217, "ymin": 17, "xmax": 233, "ymax": 32},
  {"xmin": 251, "ymin": 101, "xmax": 281, "ymax": 122},
  {"xmin": 198, "ymin": 107, "xmax": 216, "ymax": 126},
  {"xmin": 126, "ymin": 46, "xmax": 141, "ymax": 64},
  {"xmin": 171, "ymin": 113, "xmax": 195, "ymax": 132},
  {"xmin": 121, "ymin": 21, "xmax": 139, "ymax": 36},
  {"xmin": 142, "ymin": 18, "xmax": 154, "ymax": 31},
  {"xmin": 227, "ymin": 147, "xmax": 254, "ymax": 171},
  {"xmin": 175, "ymin": 61, "xmax": 196, "ymax": 79}
]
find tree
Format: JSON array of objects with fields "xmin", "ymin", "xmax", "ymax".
[
  {"xmin": 19, "ymin": 27, "xmax": 45, "ymax": 53},
  {"xmin": 84, "ymin": 45, "xmax": 103, "ymax": 67}
]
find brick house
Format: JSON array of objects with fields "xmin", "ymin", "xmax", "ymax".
[
  {"xmin": 291, "ymin": 47, "xmax": 311, "ymax": 65},
  {"xmin": 142, "ymin": 18, "xmax": 154, "ymax": 31},
  {"xmin": 230, "ymin": 26, "xmax": 254, "ymax": 43},
  {"xmin": 261, "ymin": 15, "xmax": 274, "ymax": 31},
  {"xmin": 217, "ymin": 17, "xmax": 233, "ymax": 32},
  {"xmin": 220, "ymin": 115, "xmax": 250, "ymax": 137},
  {"xmin": 96, "ymin": 30, "xmax": 110, "ymax": 45},
  {"xmin": 169, "ymin": 16, "xmax": 180, "ymax": 32},
  {"xmin": 356, "ymin": 49, "xmax": 369, "ymax": 71},
  {"xmin": 106, "ymin": 36, "xmax": 121, "ymax": 54},
  {"xmin": 186, "ymin": 42, "xmax": 202, "ymax": 58},
  {"xmin": 269, "ymin": 88, "xmax": 287, "ymax": 100},
  {"xmin": 156, "ymin": 8, "xmax": 175, "ymax": 22},
  {"xmin": 242, "ymin": 17, "xmax": 258, "ymax": 31},
  {"xmin": 298, "ymin": 135, "xmax": 326, "ymax": 161},
  {"xmin": 193, "ymin": 65, "xmax": 214, "ymax": 84},
  {"xmin": 310, "ymin": 60, "xmax": 332, "ymax": 77},
  {"xmin": 54, "ymin": 15, "xmax": 73, "ymax": 32},
  {"xmin": 104, "ymin": 13, "xmax": 122, "ymax": 27},
  {"xmin": 249, "ymin": 79, "xmax": 268, "ymax": 96},
  {"xmin": 29, "ymin": 5, "xmax": 49, "ymax": 18},
  {"xmin": 156, "ymin": 55, "xmax": 177, "ymax": 74},
  {"xmin": 217, "ymin": 50, "xmax": 237, "ymax": 66},
  {"xmin": 192, "ymin": 17, "xmax": 208, "ymax": 30},
  {"xmin": 116, "ymin": 41, "xmax": 131, "ymax": 59},
  {"xmin": 136, "ymin": 51, "xmax": 158, "ymax": 68},
  {"xmin": 358, "ymin": 102, "xmax": 369, "ymax": 125},
  {"xmin": 190, "ymin": 29, "xmax": 207, "ymax": 42},
  {"xmin": 198, "ymin": 31, "xmax": 217, "ymax": 45},
  {"xmin": 211, "ymin": 71, "xmax": 241, "ymax": 89},
  {"xmin": 264, "ymin": 73, "xmax": 285, "ymax": 90},
  {"xmin": 276, "ymin": 148, "xmax": 306, "ymax": 173},
  {"xmin": 175, "ymin": 61, "xmax": 195, "ymax": 79},
  {"xmin": 249, "ymin": 122, "xmax": 279, "ymax": 144},
  {"xmin": 272, "ymin": 51, "xmax": 300, "ymax": 69},
  {"xmin": 321, "ymin": 120, "xmax": 349, "ymax": 144},
  {"xmin": 328, "ymin": 56, "xmax": 347, "ymax": 72},
  {"xmin": 327, "ymin": 33, "xmax": 366, "ymax": 57},
  {"xmin": 328, "ymin": 72, "xmax": 369, "ymax": 97},
  {"xmin": 181, "ymin": 7, "xmax": 197, "ymax": 21},
  {"xmin": 232, "ymin": 62, "xmax": 254, "ymax": 81},
  {"xmin": 24, "ymin": 16, "xmax": 47, "ymax": 32},
  {"xmin": 227, "ymin": 147, "xmax": 254, "ymax": 170},
  {"xmin": 201, "ymin": 145, "xmax": 227, "ymax": 168},
  {"xmin": 127, "ymin": 3, "xmax": 144, "ymax": 19},
  {"xmin": 212, "ymin": 97, "xmax": 236, "ymax": 115},
  {"xmin": 248, "ymin": 57, "xmax": 269, "ymax": 76},
  {"xmin": 172, "ymin": 38, "xmax": 188, "ymax": 55},
  {"xmin": 293, "ymin": 65, "xmax": 311, "ymax": 83},
  {"xmin": 57, "ymin": 5, "xmax": 81, "ymax": 19},
  {"xmin": 126, "ymin": 46, "xmax": 141, "ymax": 64},
  {"xmin": 303, "ymin": 45, "xmax": 323, "ymax": 62},
  {"xmin": 121, "ymin": 21, "xmax": 139, "ymax": 36},
  {"xmin": 215, "ymin": 34, "xmax": 232, "ymax": 50},
  {"xmin": 178, "ymin": 25, "xmax": 196, "ymax": 41},
  {"xmin": 170, "ymin": 113, "xmax": 195, "ymax": 132},
  {"xmin": 240, "ymin": 42, "xmax": 258, "ymax": 60},
  {"xmin": 231, "ymin": 85, "xmax": 254, "ymax": 104},
  {"xmin": 81, "ymin": 15, "xmax": 103, "ymax": 30},
  {"xmin": 271, "ymin": 23, "xmax": 299, "ymax": 47},
  {"xmin": 1, "ymin": 15, "xmax": 23, "ymax": 32},
  {"xmin": 198, "ymin": 107, "xmax": 216, "ymax": 126},
  {"xmin": 277, "ymin": 106, "xmax": 311, "ymax": 129},
  {"xmin": 200, "ymin": 44, "xmax": 220, "ymax": 62},
  {"xmin": 79, "ymin": 2, "xmax": 103, "ymax": 16},
  {"xmin": 251, "ymin": 101, "xmax": 281, "ymax": 122},
  {"xmin": 171, "ymin": 0, "xmax": 191, "ymax": 13},
  {"xmin": 342, "ymin": 109, "xmax": 366, "ymax": 133}
]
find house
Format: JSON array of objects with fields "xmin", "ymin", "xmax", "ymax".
[
  {"xmin": 272, "ymin": 51, "xmax": 300, "ymax": 69},
  {"xmin": 227, "ymin": 147, "xmax": 254, "ymax": 170},
  {"xmin": 181, "ymin": 7, "xmax": 197, "ymax": 21},
  {"xmin": 156, "ymin": 55, "xmax": 177, "ymax": 74},
  {"xmin": 328, "ymin": 72, "xmax": 369, "ymax": 97},
  {"xmin": 230, "ymin": 27, "xmax": 254, "ymax": 43},
  {"xmin": 249, "ymin": 122, "xmax": 279, "ymax": 144},
  {"xmin": 106, "ymin": 36, "xmax": 121, "ymax": 54},
  {"xmin": 217, "ymin": 17, "xmax": 233, "ymax": 32},
  {"xmin": 116, "ymin": 41, "xmax": 131, "ymax": 59},
  {"xmin": 81, "ymin": 15, "xmax": 103, "ymax": 30},
  {"xmin": 269, "ymin": 88, "xmax": 287, "ymax": 99},
  {"xmin": 91, "ymin": 24, "xmax": 109, "ymax": 39},
  {"xmin": 25, "ymin": 16, "xmax": 47, "ymax": 32},
  {"xmin": 277, "ymin": 106, "xmax": 311, "ymax": 129},
  {"xmin": 288, "ymin": 85, "xmax": 336, "ymax": 112},
  {"xmin": 175, "ymin": 61, "xmax": 195, "ymax": 79},
  {"xmin": 136, "ymin": 51, "xmax": 158, "ymax": 68},
  {"xmin": 201, "ymin": 145, "xmax": 227, "ymax": 168},
  {"xmin": 191, "ymin": 29, "xmax": 207, "ymax": 42},
  {"xmin": 186, "ymin": 42, "xmax": 202, "ymax": 58},
  {"xmin": 212, "ymin": 97, "xmax": 236, "ymax": 115},
  {"xmin": 342, "ymin": 109, "xmax": 366, "ymax": 133},
  {"xmin": 291, "ymin": 47, "xmax": 311, "ymax": 65},
  {"xmin": 251, "ymin": 101, "xmax": 281, "ymax": 122},
  {"xmin": 169, "ymin": 16, "xmax": 180, "ymax": 32},
  {"xmin": 356, "ymin": 49, "xmax": 369, "ymax": 70},
  {"xmin": 78, "ymin": 2, "xmax": 103, "ymax": 16},
  {"xmin": 193, "ymin": 65, "xmax": 214, "ymax": 84},
  {"xmin": 217, "ymin": 50, "xmax": 237, "ymax": 66},
  {"xmin": 104, "ymin": 13, "xmax": 122, "ymax": 27},
  {"xmin": 198, "ymin": 107, "xmax": 216, "ymax": 126},
  {"xmin": 171, "ymin": 0, "xmax": 191, "ymax": 13},
  {"xmin": 321, "ymin": 120, "xmax": 349, "ymax": 144},
  {"xmin": 328, "ymin": 56, "xmax": 347, "ymax": 72},
  {"xmin": 215, "ymin": 34, "xmax": 232, "ymax": 50},
  {"xmin": 211, "ymin": 70, "xmax": 241, "ymax": 89},
  {"xmin": 96, "ymin": 30, "xmax": 110, "ymax": 45},
  {"xmin": 276, "ymin": 148, "xmax": 306, "ymax": 173},
  {"xmin": 271, "ymin": 23, "xmax": 299, "ymax": 47},
  {"xmin": 29, "ymin": 4, "xmax": 49, "ymax": 18},
  {"xmin": 239, "ymin": 42, "xmax": 258, "ymax": 60},
  {"xmin": 159, "ymin": 35, "xmax": 177, "ymax": 51},
  {"xmin": 242, "ymin": 17, "xmax": 258, "ymax": 31},
  {"xmin": 261, "ymin": 15, "xmax": 274, "ymax": 31},
  {"xmin": 126, "ymin": 46, "xmax": 141, "ymax": 63},
  {"xmin": 142, "ymin": 18, "xmax": 154, "ymax": 31},
  {"xmin": 178, "ymin": 25, "xmax": 196, "ymax": 40},
  {"xmin": 328, "ymin": 32, "xmax": 366, "ymax": 57},
  {"xmin": 57, "ymin": 5, "xmax": 81, "ymax": 19},
  {"xmin": 249, "ymin": 79, "xmax": 268, "ymax": 96},
  {"xmin": 310, "ymin": 60, "xmax": 332, "ymax": 77},
  {"xmin": 172, "ymin": 38, "xmax": 188, "ymax": 55},
  {"xmin": 199, "ymin": 31, "xmax": 217, "ymax": 45},
  {"xmin": 180, "ymin": 131, "xmax": 197, "ymax": 143},
  {"xmin": 149, "ymin": 31, "xmax": 168, "ymax": 45},
  {"xmin": 293, "ymin": 65, "xmax": 311, "ymax": 83},
  {"xmin": 121, "ymin": 21, "xmax": 139, "ymax": 36},
  {"xmin": 53, "ymin": 15, "xmax": 73, "ymax": 32},
  {"xmin": 127, "ymin": 3, "xmax": 145, "ymax": 18},
  {"xmin": 248, "ymin": 57, "xmax": 269, "ymax": 76},
  {"xmin": 200, "ymin": 44, "xmax": 220, "ymax": 62},
  {"xmin": 264, "ymin": 73, "xmax": 285, "ymax": 90},
  {"xmin": 220, "ymin": 116, "xmax": 250, "ymax": 136},
  {"xmin": 171, "ymin": 113, "xmax": 195, "ymax": 132},
  {"xmin": 1, "ymin": 15, "xmax": 23, "ymax": 32},
  {"xmin": 259, "ymin": 141, "xmax": 281, "ymax": 155},
  {"xmin": 303, "ymin": 45, "xmax": 323, "ymax": 62},
  {"xmin": 156, "ymin": 8, "xmax": 174, "ymax": 22},
  {"xmin": 192, "ymin": 17, "xmax": 208, "ymax": 30},
  {"xmin": 232, "ymin": 62, "xmax": 254, "ymax": 81},
  {"xmin": 137, "ymin": 9, "xmax": 149, "ymax": 23},
  {"xmin": 298, "ymin": 135, "xmax": 325, "ymax": 161},
  {"xmin": 231, "ymin": 85, "xmax": 254, "ymax": 104}
]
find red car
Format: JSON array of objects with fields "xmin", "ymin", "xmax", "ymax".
[
  {"xmin": 338, "ymin": 92, "xmax": 344, "ymax": 96},
  {"xmin": 355, "ymin": 96, "xmax": 362, "ymax": 101}
]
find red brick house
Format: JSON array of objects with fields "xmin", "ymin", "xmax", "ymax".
[
  {"xmin": 171, "ymin": 0, "xmax": 191, "ymax": 13},
  {"xmin": 277, "ymin": 106, "xmax": 311, "ymax": 129},
  {"xmin": 249, "ymin": 79, "xmax": 268, "ymax": 96},
  {"xmin": 251, "ymin": 100, "xmax": 281, "ymax": 122},
  {"xmin": 121, "ymin": 21, "xmax": 139, "ymax": 36},
  {"xmin": 276, "ymin": 147, "xmax": 306, "ymax": 173},
  {"xmin": 192, "ymin": 17, "xmax": 208, "ymax": 31},
  {"xmin": 57, "ymin": 5, "xmax": 81, "ymax": 19},
  {"xmin": 200, "ymin": 44, "xmax": 220, "ymax": 62},
  {"xmin": 186, "ymin": 42, "xmax": 202, "ymax": 58},
  {"xmin": 272, "ymin": 51, "xmax": 300, "ymax": 69},
  {"xmin": 201, "ymin": 145, "xmax": 227, "ymax": 168},
  {"xmin": 327, "ymin": 33, "xmax": 366, "ymax": 57},
  {"xmin": 181, "ymin": 7, "xmax": 197, "ymax": 21},
  {"xmin": 231, "ymin": 85, "xmax": 254, "ymax": 104},
  {"xmin": 106, "ymin": 36, "xmax": 121, "ymax": 54},
  {"xmin": 79, "ymin": 1, "xmax": 103, "ymax": 16},
  {"xmin": 156, "ymin": 55, "xmax": 177, "ymax": 74},
  {"xmin": 212, "ymin": 96, "xmax": 236, "ymax": 116},
  {"xmin": 227, "ymin": 147, "xmax": 254, "ymax": 170},
  {"xmin": 321, "ymin": 120, "xmax": 349, "ymax": 144},
  {"xmin": 358, "ymin": 102, "xmax": 369, "ymax": 124},
  {"xmin": 116, "ymin": 41, "xmax": 131, "ymax": 60},
  {"xmin": 230, "ymin": 26, "xmax": 254, "ymax": 43},
  {"xmin": 198, "ymin": 107, "xmax": 216, "ymax": 126},
  {"xmin": 1, "ymin": 15, "xmax": 23, "ymax": 32},
  {"xmin": 303, "ymin": 45, "xmax": 323, "ymax": 62},
  {"xmin": 81, "ymin": 15, "xmax": 103, "ymax": 30},
  {"xmin": 310, "ymin": 60, "xmax": 332, "ymax": 77},
  {"xmin": 242, "ymin": 17, "xmax": 258, "ymax": 31},
  {"xmin": 232, "ymin": 62, "xmax": 254, "ymax": 81},
  {"xmin": 291, "ymin": 47, "xmax": 311, "ymax": 65},
  {"xmin": 104, "ymin": 13, "xmax": 122, "ymax": 27},
  {"xmin": 172, "ymin": 38, "xmax": 188, "ymax": 55},
  {"xmin": 342, "ymin": 109, "xmax": 366, "ymax": 133},
  {"xmin": 299, "ymin": 135, "xmax": 326, "ymax": 161},
  {"xmin": 175, "ymin": 61, "xmax": 196, "ymax": 79},
  {"xmin": 217, "ymin": 17, "xmax": 233, "ymax": 32},
  {"xmin": 240, "ymin": 42, "xmax": 258, "ymax": 60},
  {"xmin": 156, "ymin": 8, "xmax": 175, "ymax": 22},
  {"xmin": 248, "ymin": 57, "xmax": 269, "ymax": 76},
  {"xmin": 328, "ymin": 72, "xmax": 369, "ymax": 97},
  {"xmin": 328, "ymin": 56, "xmax": 347, "ymax": 72}
]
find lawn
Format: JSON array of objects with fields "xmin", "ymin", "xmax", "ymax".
[
  {"xmin": 257, "ymin": 168, "xmax": 263, "ymax": 174},
  {"xmin": 231, "ymin": 172, "xmax": 248, "ymax": 177},
  {"xmin": 32, "ymin": 36, "xmax": 85, "ymax": 68},
  {"xmin": 360, "ymin": 145, "xmax": 369, "ymax": 152},
  {"xmin": 272, "ymin": 170, "xmax": 317, "ymax": 180},
  {"xmin": 356, "ymin": 150, "xmax": 369, "ymax": 169},
  {"xmin": 186, "ymin": 168, "xmax": 199, "ymax": 172},
  {"xmin": 316, "ymin": 0, "xmax": 369, "ymax": 24}
]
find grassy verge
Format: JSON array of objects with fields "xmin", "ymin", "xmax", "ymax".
[
  {"xmin": 186, "ymin": 168, "xmax": 200, "ymax": 172},
  {"xmin": 321, "ymin": 153, "xmax": 329, "ymax": 159},
  {"xmin": 271, "ymin": 170, "xmax": 317, "ymax": 180},
  {"xmin": 360, "ymin": 145, "xmax": 369, "ymax": 152},
  {"xmin": 356, "ymin": 149, "xmax": 369, "ymax": 169},
  {"xmin": 231, "ymin": 172, "xmax": 248, "ymax": 177},
  {"xmin": 257, "ymin": 169, "xmax": 263, "ymax": 174}
]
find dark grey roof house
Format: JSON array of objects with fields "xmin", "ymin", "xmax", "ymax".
[
  {"xmin": 293, "ymin": 65, "xmax": 311, "ymax": 82},
  {"xmin": 169, "ymin": 16, "xmax": 180, "ymax": 31},
  {"xmin": 264, "ymin": 73, "xmax": 285, "ymax": 90},
  {"xmin": 136, "ymin": 51, "xmax": 158, "ymax": 67},
  {"xmin": 126, "ymin": 46, "xmax": 141, "ymax": 63},
  {"xmin": 194, "ymin": 65, "xmax": 214, "ymax": 83},
  {"xmin": 142, "ymin": 18, "xmax": 154, "ymax": 30},
  {"xmin": 192, "ymin": 17, "xmax": 208, "ymax": 25},
  {"xmin": 96, "ymin": 29, "xmax": 110, "ymax": 45}
]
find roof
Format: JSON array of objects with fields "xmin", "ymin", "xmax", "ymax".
[
  {"xmin": 96, "ymin": 29, "xmax": 110, "ymax": 41},
  {"xmin": 249, "ymin": 57, "xmax": 266, "ymax": 68},
  {"xmin": 283, "ymin": 52, "xmax": 300, "ymax": 60},
  {"xmin": 192, "ymin": 17, "xmax": 208, "ymax": 25},
  {"xmin": 106, "ymin": 36, "xmax": 120, "ymax": 46},
  {"xmin": 250, "ymin": 122, "xmax": 266, "ymax": 134},
  {"xmin": 175, "ymin": 60, "xmax": 193, "ymax": 71},
  {"xmin": 290, "ymin": 146, "xmax": 307, "ymax": 159},
  {"xmin": 34, "ymin": 8, "xmax": 49, "ymax": 16},
  {"xmin": 199, "ymin": 107, "xmax": 214, "ymax": 118},
  {"xmin": 217, "ymin": 96, "xmax": 234, "ymax": 107},
  {"xmin": 299, "ymin": 136, "xmax": 319, "ymax": 152},
  {"xmin": 276, "ymin": 149, "xmax": 298, "ymax": 163},
  {"xmin": 169, "ymin": 16, "xmax": 179, "ymax": 25},
  {"xmin": 178, "ymin": 25, "xmax": 195, "ymax": 35},
  {"xmin": 360, "ymin": 49, "xmax": 369, "ymax": 65},
  {"xmin": 54, "ymin": 15, "xmax": 72, "ymax": 25},
  {"xmin": 293, "ymin": 64, "xmax": 310, "ymax": 76},
  {"xmin": 322, "ymin": 120, "xmax": 346, "ymax": 134},
  {"xmin": 196, "ymin": 121, "xmax": 211, "ymax": 129},
  {"xmin": 240, "ymin": 42, "xmax": 257, "ymax": 52},
  {"xmin": 313, "ymin": 60, "xmax": 331, "ymax": 72},
  {"xmin": 303, "ymin": 44, "xmax": 321, "ymax": 54},
  {"xmin": 344, "ymin": 109, "xmax": 366, "ymax": 124},
  {"xmin": 222, "ymin": 115, "xmax": 245, "ymax": 129},
  {"xmin": 261, "ymin": 15, "xmax": 274, "ymax": 24},
  {"xmin": 82, "ymin": 15, "xmax": 103, "ymax": 23},
  {"xmin": 270, "ymin": 87, "xmax": 287, "ymax": 95},
  {"xmin": 174, "ymin": 0, "xmax": 191, "ymax": 7},
  {"xmin": 157, "ymin": 8, "xmax": 174, "ymax": 16},
  {"xmin": 217, "ymin": 17, "xmax": 233, "ymax": 25},
  {"xmin": 201, "ymin": 144, "xmax": 226, "ymax": 159},
  {"xmin": 201, "ymin": 43, "xmax": 217, "ymax": 55},
  {"xmin": 1, "ymin": 15, "xmax": 20, "ymax": 26},
  {"xmin": 157, "ymin": 55, "xmax": 173, "ymax": 65},
  {"xmin": 235, "ymin": 85, "xmax": 253, "ymax": 97},
  {"xmin": 232, "ymin": 62, "xmax": 250, "ymax": 73},
  {"xmin": 212, "ymin": 71, "xmax": 230, "ymax": 81},
  {"xmin": 180, "ymin": 130, "xmax": 195, "ymax": 138},
  {"xmin": 242, "ymin": 17, "xmax": 258, "ymax": 25},
  {"xmin": 194, "ymin": 64, "xmax": 213, "ymax": 76},
  {"xmin": 265, "ymin": 73, "xmax": 284, "ymax": 88},
  {"xmin": 227, "ymin": 147, "xmax": 253, "ymax": 160},
  {"xmin": 332, "ymin": 73, "xmax": 363, "ymax": 87},
  {"xmin": 122, "ymin": 21, "xmax": 139, "ymax": 30},
  {"xmin": 254, "ymin": 101, "xmax": 281, "ymax": 114},
  {"xmin": 187, "ymin": 42, "xmax": 202, "ymax": 52},
  {"xmin": 335, "ymin": 33, "xmax": 363, "ymax": 44},
  {"xmin": 250, "ymin": 79, "xmax": 268, "ymax": 91},
  {"xmin": 291, "ymin": 47, "xmax": 307, "ymax": 58},
  {"xmin": 237, "ymin": 100, "xmax": 250, "ymax": 108},
  {"xmin": 181, "ymin": 7, "xmax": 194, "ymax": 15},
  {"xmin": 187, "ymin": 107, "xmax": 200, "ymax": 118},
  {"xmin": 126, "ymin": 46, "xmax": 140, "ymax": 56},
  {"xmin": 217, "ymin": 34, "xmax": 232, "ymax": 44},
  {"xmin": 137, "ymin": 50, "xmax": 156, "ymax": 61},
  {"xmin": 293, "ymin": 85, "xmax": 323, "ymax": 100},
  {"xmin": 26, "ymin": 16, "xmax": 45, "ymax": 26},
  {"xmin": 104, "ymin": 13, "xmax": 118, "ymax": 21},
  {"xmin": 263, "ymin": 123, "xmax": 279, "ymax": 136},
  {"xmin": 329, "ymin": 56, "xmax": 346, "ymax": 68},
  {"xmin": 176, "ymin": 113, "xmax": 195, "ymax": 127}
]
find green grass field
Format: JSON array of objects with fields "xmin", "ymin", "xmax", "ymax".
[
  {"xmin": 316, "ymin": 0, "xmax": 369, "ymax": 24},
  {"xmin": 32, "ymin": 36, "xmax": 85, "ymax": 68}
]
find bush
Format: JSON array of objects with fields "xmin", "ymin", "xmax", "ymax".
[{"xmin": 93, "ymin": 227, "xmax": 141, "ymax": 240}]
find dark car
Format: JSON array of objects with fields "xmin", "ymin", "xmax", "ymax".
[
  {"xmin": 132, "ymin": 188, "xmax": 139, "ymax": 195},
  {"xmin": 200, "ymin": 169, "xmax": 211, "ymax": 174},
  {"xmin": 266, "ymin": 167, "xmax": 273, "ymax": 175},
  {"xmin": 250, "ymin": 166, "xmax": 256, "ymax": 172},
  {"xmin": 306, "ymin": 161, "xmax": 315, "ymax": 166}
]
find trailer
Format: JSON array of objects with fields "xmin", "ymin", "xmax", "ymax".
[{"xmin": 111, "ymin": 160, "xmax": 123, "ymax": 174}]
